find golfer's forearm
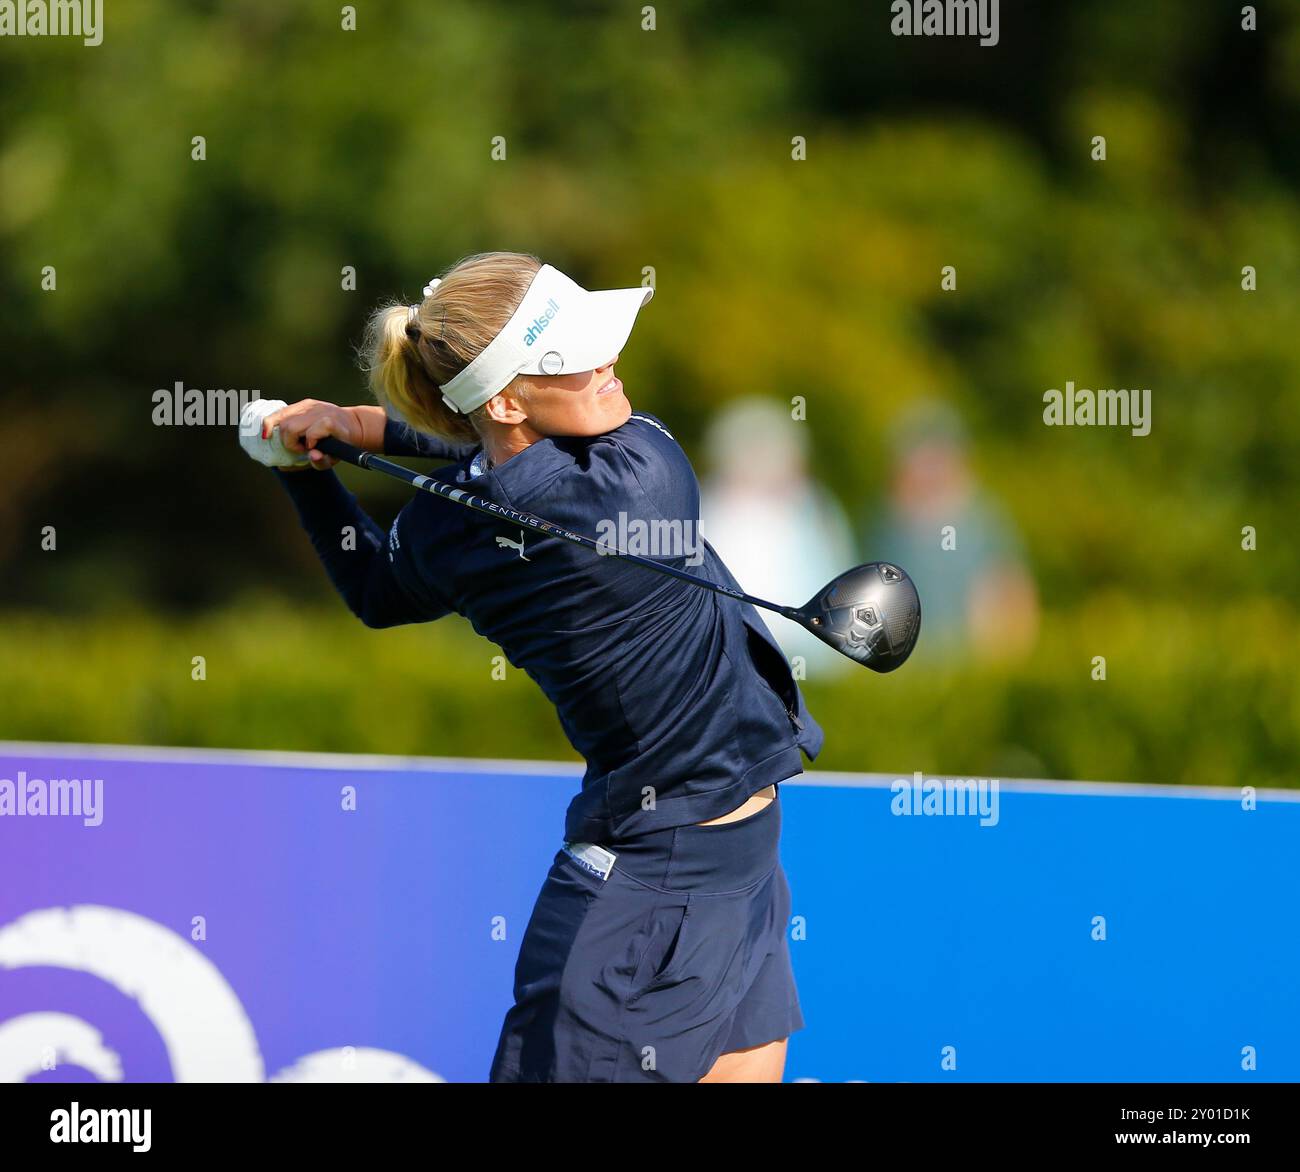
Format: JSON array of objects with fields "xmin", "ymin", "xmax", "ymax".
[
  {"xmin": 348, "ymin": 405, "xmax": 389, "ymax": 452},
  {"xmin": 351, "ymin": 403, "xmax": 475, "ymax": 460},
  {"xmin": 274, "ymin": 468, "xmax": 424, "ymax": 628}
]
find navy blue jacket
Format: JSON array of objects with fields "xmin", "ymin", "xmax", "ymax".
[{"xmin": 276, "ymin": 412, "xmax": 824, "ymax": 843}]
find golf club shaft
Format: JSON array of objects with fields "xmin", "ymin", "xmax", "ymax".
[{"xmin": 313, "ymin": 435, "xmax": 805, "ymax": 624}]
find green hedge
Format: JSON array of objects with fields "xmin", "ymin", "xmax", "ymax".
[{"xmin": 3, "ymin": 598, "xmax": 1293, "ymax": 791}]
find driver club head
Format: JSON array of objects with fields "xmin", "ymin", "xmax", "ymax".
[{"xmin": 796, "ymin": 562, "xmax": 921, "ymax": 672}]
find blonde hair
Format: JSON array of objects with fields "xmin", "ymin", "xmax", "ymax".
[{"xmin": 360, "ymin": 251, "xmax": 542, "ymax": 443}]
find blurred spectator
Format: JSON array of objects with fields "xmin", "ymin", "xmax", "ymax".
[
  {"xmin": 700, "ymin": 398, "xmax": 856, "ymax": 677},
  {"xmin": 866, "ymin": 400, "xmax": 1039, "ymax": 662}
]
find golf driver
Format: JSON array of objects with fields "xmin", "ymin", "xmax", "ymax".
[{"xmin": 312, "ymin": 435, "xmax": 921, "ymax": 673}]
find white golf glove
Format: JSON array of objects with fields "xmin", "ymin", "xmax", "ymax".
[{"xmin": 239, "ymin": 398, "xmax": 311, "ymax": 468}]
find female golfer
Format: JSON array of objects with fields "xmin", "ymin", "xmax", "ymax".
[{"xmin": 261, "ymin": 251, "xmax": 824, "ymax": 1082}]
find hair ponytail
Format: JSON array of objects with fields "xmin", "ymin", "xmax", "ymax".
[{"xmin": 360, "ymin": 250, "xmax": 542, "ymax": 445}]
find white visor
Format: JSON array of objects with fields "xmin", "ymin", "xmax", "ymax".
[{"xmin": 439, "ymin": 263, "xmax": 654, "ymax": 414}]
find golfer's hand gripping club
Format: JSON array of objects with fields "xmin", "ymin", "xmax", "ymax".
[{"xmin": 312, "ymin": 435, "xmax": 368, "ymax": 467}]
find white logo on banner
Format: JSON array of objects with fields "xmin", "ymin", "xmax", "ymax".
[{"xmin": 0, "ymin": 905, "xmax": 444, "ymax": 1083}]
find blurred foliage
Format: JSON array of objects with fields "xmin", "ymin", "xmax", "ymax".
[
  {"xmin": 0, "ymin": 597, "xmax": 1295, "ymax": 790},
  {"xmin": 1, "ymin": 0, "xmax": 1297, "ymax": 785}
]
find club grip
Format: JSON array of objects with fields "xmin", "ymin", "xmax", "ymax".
[{"xmin": 313, "ymin": 434, "xmax": 368, "ymax": 466}]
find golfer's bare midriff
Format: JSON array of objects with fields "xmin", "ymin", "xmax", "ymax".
[{"xmin": 695, "ymin": 784, "xmax": 776, "ymax": 826}]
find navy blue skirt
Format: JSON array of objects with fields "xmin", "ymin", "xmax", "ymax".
[{"xmin": 490, "ymin": 783, "xmax": 803, "ymax": 1082}]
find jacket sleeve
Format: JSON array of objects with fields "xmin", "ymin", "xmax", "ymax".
[
  {"xmin": 383, "ymin": 417, "xmax": 479, "ymax": 463},
  {"xmin": 274, "ymin": 468, "xmax": 452, "ymax": 628}
]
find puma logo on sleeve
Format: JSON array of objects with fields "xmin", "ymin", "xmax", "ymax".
[{"xmin": 496, "ymin": 530, "xmax": 531, "ymax": 561}]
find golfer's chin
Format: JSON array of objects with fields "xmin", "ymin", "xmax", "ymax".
[
  {"xmin": 602, "ymin": 390, "xmax": 633, "ymax": 429},
  {"xmin": 583, "ymin": 390, "xmax": 633, "ymax": 434},
  {"xmin": 547, "ymin": 391, "xmax": 632, "ymax": 439}
]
